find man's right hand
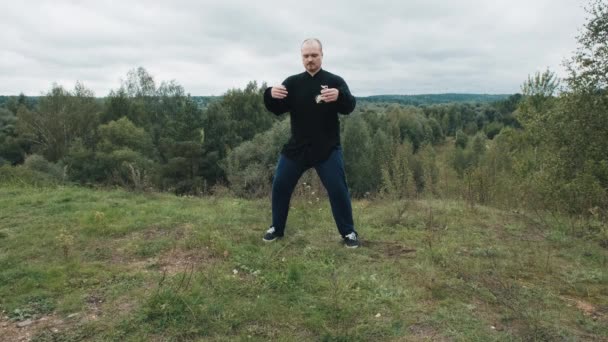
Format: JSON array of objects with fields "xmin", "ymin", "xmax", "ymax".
[{"xmin": 271, "ymin": 85, "xmax": 288, "ymax": 99}]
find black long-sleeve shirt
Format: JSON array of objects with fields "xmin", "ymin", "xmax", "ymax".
[{"xmin": 264, "ymin": 68, "xmax": 356, "ymax": 167}]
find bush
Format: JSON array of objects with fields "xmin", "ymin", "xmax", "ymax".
[
  {"xmin": 97, "ymin": 149, "xmax": 155, "ymax": 190},
  {"xmin": 0, "ymin": 165, "xmax": 60, "ymax": 187},
  {"xmin": 223, "ymin": 119, "xmax": 290, "ymax": 198},
  {"xmin": 455, "ymin": 130, "xmax": 468, "ymax": 148},
  {"xmin": 23, "ymin": 154, "xmax": 65, "ymax": 181},
  {"xmin": 484, "ymin": 121, "xmax": 504, "ymax": 139}
]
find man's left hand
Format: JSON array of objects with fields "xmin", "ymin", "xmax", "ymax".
[{"xmin": 320, "ymin": 88, "xmax": 339, "ymax": 103}]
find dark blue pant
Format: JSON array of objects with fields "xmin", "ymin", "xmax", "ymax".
[{"xmin": 271, "ymin": 147, "xmax": 356, "ymax": 238}]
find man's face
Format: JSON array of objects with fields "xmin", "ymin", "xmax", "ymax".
[{"xmin": 301, "ymin": 42, "xmax": 323, "ymax": 74}]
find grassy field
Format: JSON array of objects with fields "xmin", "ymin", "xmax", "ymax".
[{"xmin": 0, "ymin": 183, "xmax": 607, "ymax": 341}]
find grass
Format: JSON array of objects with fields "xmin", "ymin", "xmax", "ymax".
[{"xmin": 0, "ymin": 183, "xmax": 607, "ymax": 341}]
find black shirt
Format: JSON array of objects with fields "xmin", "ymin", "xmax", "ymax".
[{"xmin": 264, "ymin": 69, "xmax": 356, "ymax": 167}]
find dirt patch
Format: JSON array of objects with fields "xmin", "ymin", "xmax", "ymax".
[
  {"xmin": 115, "ymin": 296, "xmax": 138, "ymax": 316},
  {"xmin": 157, "ymin": 247, "xmax": 219, "ymax": 276},
  {"xmin": 121, "ymin": 258, "xmax": 157, "ymax": 271},
  {"xmin": 0, "ymin": 313, "xmax": 66, "ymax": 342},
  {"xmin": 113, "ymin": 246, "xmax": 221, "ymax": 276},
  {"xmin": 561, "ymin": 296, "xmax": 605, "ymax": 320},
  {"xmin": 407, "ymin": 323, "xmax": 451, "ymax": 341},
  {"xmin": 85, "ymin": 293, "xmax": 104, "ymax": 321},
  {"xmin": 365, "ymin": 240, "xmax": 417, "ymax": 258},
  {"xmin": 108, "ymin": 224, "xmax": 194, "ymax": 246},
  {"xmin": 133, "ymin": 223, "xmax": 194, "ymax": 241},
  {"xmin": 108, "ymin": 223, "xmax": 217, "ymax": 273}
]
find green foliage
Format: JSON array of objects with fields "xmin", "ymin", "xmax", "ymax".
[
  {"xmin": 63, "ymin": 139, "xmax": 104, "ymax": 184},
  {"xmin": 16, "ymin": 83, "xmax": 101, "ymax": 162},
  {"xmin": 0, "ymin": 108, "xmax": 30, "ymax": 164},
  {"xmin": 0, "ymin": 165, "xmax": 62, "ymax": 187},
  {"xmin": 417, "ymin": 144, "xmax": 440, "ymax": 195},
  {"xmin": 427, "ymin": 117, "xmax": 445, "ymax": 143},
  {"xmin": 566, "ymin": 0, "xmax": 608, "ymax": 91},
  {"xmin": 23, "ymin": 154, "xmax": 65, "ymax": 181},
  {"xmin": 0, "ymin": 94, "xmax": 37, "ymax": 114},
  {"xmin": 98, "ymin": 117, "xmax": 153, "ymax": 154},
  {"xmin": 1, "ymin": 66, "xmax": 522, "ymax": 198},
  {"xmin": 471, "ymin": 133, "xmax": 486, "ymax": 158},
  {"xmin": 359, "ymin": 93, "xmax": 509, "ymax": 106},
  {"xmin": 222, "ymin": 81, "xmax": 275, "ymax": 142},
  {"xmin": 521, "ymin": 69, "xmax": 560, "ymax": 98},
  {"xmin": 483, "ymin": 121, "xmax": 503, "ymax": 139},
  {"xmin": 0, "ymin": 108, "xmax": 18, "ymax": 144},
  {"xmin": 156, "ymin": 82, "xmax": 206, "ymax": 194},
  {"xmin": 381, "ymin": 142, "xmax": 416, "ymax": 199},
  {"xmin": 91, "ymin": 68, "xmax": 207, "ymax": 193},
  {"xmin": 452, "ymin": 147, "xmax": 472, "ymax": 177},
  {"xmin": 384, "ymin": 106, "xmax": 432, "ymax": 151},
  {"xmin": 64, "ymin": 116, "xmax": 155, "ymax": 189},
  {"xmin": 510, "ymin": 3, "xmax": 608, "ymax": 214},
  {"xmin": 455, "ymin": 130, "xmax": 468, "ymax": 148},
  {"xmin": 223, "ymin": 119, "xmax": 290, "ymax": 197},
  {"xmin": 201, "ymin": 81, "xmax": 275, "ymax": 185},
  {"xmin": 369, "ymin": 129, "xmax": 394, "ymax": 193},
  {"xmin": 98, "ymin": 148, "xmax": 155, "ymax": 189},
  {"xmin": 342, "ymin": 116, "xmax": 375, "ymax": 196}
]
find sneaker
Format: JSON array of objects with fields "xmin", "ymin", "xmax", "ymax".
[
  {"xmin": 344, "ymin": 232, "xmax": 359, "ymax": 248},
  {"xmin": 263, "ymin": 226, "xmax": 282, "ymax": 242}
]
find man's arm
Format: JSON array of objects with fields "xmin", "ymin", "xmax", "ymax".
[
  {"xmin": 320, "ymin": 77, "xmax": 356, "ymax": 114},
  {"xmin": 336, "ymin": 77, "xmax": 356, "ymax": 114},
  {"xmin": 263, "ymin": 80, "xmax": 290, "ymax": 115}
]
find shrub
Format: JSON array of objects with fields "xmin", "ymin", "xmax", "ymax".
[{"xmin": 23, "ymin": 154, "xmax": 65, "ymax": 181}]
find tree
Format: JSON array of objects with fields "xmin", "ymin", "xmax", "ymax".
[
  {"xmin": 200, "ymin": 101, "xmax": 241, "ymax": 183},
  {"xmin": 223, "ymin": 119, "xmax": 290, "ymax": 197},
  {"xmin": 566, "ymin": 0, "xmax": 608, "ymax": 91},
  {"xmin": 0, "ymin": 108, "xmax": 30, "ymax": 164},
  {"xmin": 17, "ymin": 83, "xmax": 101, "ymax": 162},
  {"xmin": 370, "ymin": 129, "xmax": 393, "ymax": 193},
  {"xmin": 342, "ymin": 116, "xmax": 374, "ymax": 196},
  {"xmin": 200, "ymin": 81, "xmax": 276, "ymax": 185},
  {"xmin": 514, "ymin": 0, "xmax": 608, "ymax": 213},
  {"xmin": 381, "ymin": 142, "xmax": 415, "ymax": 199},
  {"xmin": 455, "ymin": 130, "xmax": 468, "ymax": 148},
  {"xmin": 520, "ymin": 69, "xmax": 560, "ymax": 115},
  {"xmin": 98, "ymin": 117, "xmax": 153, "ymax": 154},
  {"xmin": 222, "ymin": 81, "xmax": 276, "ymax": 142},
  {"xmin": 99, "ymin": 68, "xmax": 207, "ymax": 193},
  {"xmin": 96, "ymin": 117, "xmax": 155, "ymax": 188}
]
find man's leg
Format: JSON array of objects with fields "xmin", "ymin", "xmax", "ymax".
[
  {"xmin": 270, "ymin": 154, "xmax": 305, "ymax": 237},
  {"xmin": 314, "ymin": 147, "xmax": 357, "ymax": 238}
]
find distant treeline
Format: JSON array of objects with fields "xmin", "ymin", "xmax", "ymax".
[
  {"xmin": 0, "ymin": 93, "xmax": 510, "ymax": 111},
  {"xmin": 358, "ymin": 93, "xmax": 510, "ymax": 106}
]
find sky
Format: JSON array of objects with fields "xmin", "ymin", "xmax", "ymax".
[{"xmin": 0, "ymin": 0, "xmax": 588, "ymax": 96}]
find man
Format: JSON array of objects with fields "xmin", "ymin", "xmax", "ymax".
[{"xmin": 263, "ymin": 38, "xmax": 359, "ymax": 248}]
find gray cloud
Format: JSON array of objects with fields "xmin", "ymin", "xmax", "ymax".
[{"xmin": 0, "ymin": 0, "xmax": 587, "ymax": 96}]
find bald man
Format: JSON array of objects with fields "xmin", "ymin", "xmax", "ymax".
[{"xmin": 263, "ymin": 38, "xmax": 359, "ymax": 248}]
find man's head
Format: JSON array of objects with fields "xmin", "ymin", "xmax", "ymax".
[{"xmin": 301, "ymin": 38, "xmax": 323, "ymax": 75}]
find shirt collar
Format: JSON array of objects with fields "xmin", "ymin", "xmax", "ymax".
[{"xmin": 306, "ymin": 68, "xmax": 323, "ymax": 78}]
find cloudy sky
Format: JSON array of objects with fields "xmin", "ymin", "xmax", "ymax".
[{"xmin": 0, "ymin": 0, "xmax": 588, "ymax": 96}]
